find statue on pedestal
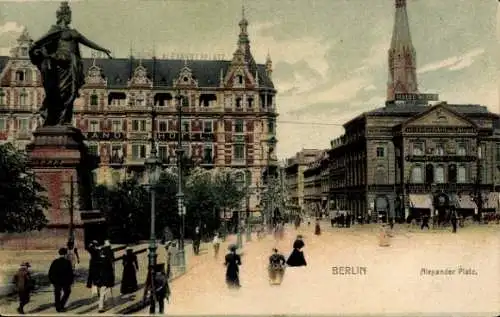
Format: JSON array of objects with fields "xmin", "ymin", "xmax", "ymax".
[{"xmin": 29, "ymin": 1, "xmax": 112, "ymax": 127}]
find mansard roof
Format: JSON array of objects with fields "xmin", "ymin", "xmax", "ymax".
[{"xmin": 82, "ymin": 57, "xmax": 274, "ymax": 89}]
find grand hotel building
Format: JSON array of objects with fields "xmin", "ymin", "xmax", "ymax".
[{"xmin": 0, "ymin": 12, "xmax": 278, "ymax": 215}]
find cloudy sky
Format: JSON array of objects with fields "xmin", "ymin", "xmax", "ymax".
[{"xmin": 0, "ymin": 0, "xmax": 498, "ymax": 159}]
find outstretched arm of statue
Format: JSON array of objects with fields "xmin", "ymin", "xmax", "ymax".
[{"xmin": 75, "ymin": 31, "xmax": 112, "ymax": 58}]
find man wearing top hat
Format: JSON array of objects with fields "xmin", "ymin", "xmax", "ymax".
[{"xmin": 144, "ymin": 263, "xmax": 170, "ymax": 314}]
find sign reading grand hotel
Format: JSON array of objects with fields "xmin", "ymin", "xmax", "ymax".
[{"xmin": 395, "ymin": 93, "xmax": 439, "ymax": 101}]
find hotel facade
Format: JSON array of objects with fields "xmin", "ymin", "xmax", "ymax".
[{"xmin": 0, "ymin": 12, "xmax": 278, "ymax": 215}]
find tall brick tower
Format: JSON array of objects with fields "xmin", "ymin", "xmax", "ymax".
[{"xmin": 387, "ymin": 0, "xmax": 419, "ymax": 101}]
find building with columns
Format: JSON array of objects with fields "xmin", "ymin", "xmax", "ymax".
[
  {"xmin": 328, "ymin": 0, "xmax": 500, "ymax": 222},
  {"xmin": 0, "ymin": 10, "xmax": 278, "ymax": 216}
]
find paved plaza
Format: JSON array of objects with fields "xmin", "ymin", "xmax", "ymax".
[
  {"xmin": 141, "ymin": 223, "xmax": 499, "ymax": 315},
  {"xmin": 0, "ymin": 223, "xmax": 498, "ymax": 315}
]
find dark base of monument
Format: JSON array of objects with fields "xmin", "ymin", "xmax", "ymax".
[{"xmin": 24, "ymin": 125, "xmax": 103, "ymax": 249}]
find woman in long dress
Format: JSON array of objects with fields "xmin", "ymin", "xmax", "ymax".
[
  {"xmin": 224, "ymin": 245, "xmax": 242, "ymax": 288},
  {"xmin": 120, "ymin": 249, "xmax": 138, "ymax": 295},
  {"xmin": 286, "ymin": 235, "xmax": 307, "ymax": 267},
  {"xmin": 268, "ymin": 248, "xmax": 286, "ymax": 285},
  {"xmin": 28, "ymin": 1, "xmax": 111, "ymax": 126}
]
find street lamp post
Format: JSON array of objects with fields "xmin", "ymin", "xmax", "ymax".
[
  {"xmin": 144, "ymin": 103, "xmax": 162, "ymax": 313},
  {"xmin": 175, "ymin": 92, "xmax": 187, "ymax": 272},
  {"xmin": 266, "ymin": 136, "xmax": 277, "ymax": 231},
  {"xmin": 245, "ymin": 193, "xmax": 252, "ymax": 242},
  {"xmin": 235, "ymin": 174, "xmax": 245, "ymax": 249}
]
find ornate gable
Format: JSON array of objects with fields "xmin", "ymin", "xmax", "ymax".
[
  {"xmin": 85, "ymin": 63, "xmax": 107, "ymax": 87},
  {"xmin": 128, "ymin": 64, "xmax": 152, "ymax": 87},
  {"xmin": 173, "ymin": 62, "xmax": 198, "ymax": 88},
  {"xmin": 404, "ymin": 104, "xmax": 476, "ymax": 128}
]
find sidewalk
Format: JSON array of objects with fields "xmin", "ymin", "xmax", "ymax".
[{"xmin": 0, "ymin": 237, "xmax": 238, "ymax": 315}]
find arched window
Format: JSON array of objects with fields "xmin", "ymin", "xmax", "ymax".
[
  {"xmin": 411, "ymin": 165, "xmax": 423, "ymax": 183},
  {"xmin": 425, "ymin": 164, "xmax": 434, "ymax": 184},
  {"xmin": 374, "ymin": 166, "xmax": 386, "ymax": 184},
  {"xmin": 457, "ymin": 165, "xmax": 467, "ymax": 183},
  {"xmin": 448, "ymin": 164, "xmax": 457, "ymax": 183},
  {"xmin": 435, "ymin": 165, "xmax": 445, "ymax": 183}
]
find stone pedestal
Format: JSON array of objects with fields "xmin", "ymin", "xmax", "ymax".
[{"xmin": 21, "ymin": 125, "xmax": 103, "ymax": 248}]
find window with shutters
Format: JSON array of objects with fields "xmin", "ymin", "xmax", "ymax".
[
  {"xmin": 112, "ymin": 120, "xmax": 121, "ymax": 132},
  {"xmin": 435, "ymin": 165, "xmax": 445, "ymax": 183},
  {"xmin": 131, "ymin": 120, "xmax": 146, "ymax": 131},
  {"xmin": 411, "ymin": 165, "xmax": 423, "ymax": 183},
  {"xmin": 235, "ymin": 119, "xmax": 244, "ymax": 133},
  {"xmin": 90, "ymin": 120, "xmax": 99, "ymax": 132},
  {"xmin": 158, "ymin": 120, "xmax": 168, "ymax": 132},
  {"xmin": 457, "ymin": 165, "xmax": 467, "ymax": 183},
  {"xmin": 203, "ymin": 143, "xmax": 214, "ymax": 163},
  {"xmin": 17, "ymin": 118, "xmax": 29, "ymax": 131},
  {"xmin": 159, "ymin": 146, "xmax": 168, "ymax": 162},
  {"xmin": 19, "ymin": 89, "xmax": 28, "ymax": 107},
  {"xmin": 182, "ymin": 120, "xmax": 190, "ymax": 132},
  {"xmin": 132, "ymin": 144, "xmax": 147, "ymax": 159},
  {"xmin": 233, "ymin": 144, "xmax": 245, "ymax": 161},
  {"xmin": 203, "ymin": 120, "xmax": 213, "ymax": 133}
]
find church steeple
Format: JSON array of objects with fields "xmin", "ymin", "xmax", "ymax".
[
  {"xmin": 387, "ymin": 0, "xmax": 418, "ymax": 101},
  {"xmin": 230, "ymin": 5, "xmax": 257, "ymax": 75}
]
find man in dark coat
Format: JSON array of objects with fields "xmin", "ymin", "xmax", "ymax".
[
  {"xmin": 48, "ymin": 248, "xmax": 74, "ymax": 312},
  {"xmin": 193, "ymin": 226, "xmax": 201, "ymax": 255},
  {"xmin": 286, "ymin": 235, "xmax": 307, "ymax": 267},
  {"xmin": 13, "ymin": 262, "xmax": 33, "ymax": 314},
  {"xmin": 144, "ymin": 263, "xmax": 170, "ymax": 314},
  {"xmin": 95, "ymin": 244, "xmax": 115, "ymax": 313}
]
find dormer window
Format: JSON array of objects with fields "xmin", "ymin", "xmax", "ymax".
[
  {"xmin": 237, "ymin": 75, "xmax": 243, "ymax": 84},
  {"xmin": 181, "ymin": 95, "xmax": 189, "ymax": 107},
  {"xmin": 90, "ymin": 92, "xmax": 98, "ymax": 106},
  {"xmin": 183, "ymin": 77, "xmax": 188, "ymax": 82},
  {"xmin": 136, "ymin": 92, "xmax": 145, "ymax": 106},
  {"xmin": 20, "ymin": 47, "xmax": 28, "ymax": 57}
]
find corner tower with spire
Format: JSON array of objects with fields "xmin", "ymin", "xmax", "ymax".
[{"xmin": 387, "ymin": 0, "xmax": 418, "ymax": 101}]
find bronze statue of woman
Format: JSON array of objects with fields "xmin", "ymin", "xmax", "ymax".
[{"xmin": 29, "ymin": 2, "xmax": 112, "ymax": 127}]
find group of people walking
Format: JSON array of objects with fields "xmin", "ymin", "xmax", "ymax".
[{"xmin": 223, "ymin": 232, "xmax": 308, "ymax": 289}]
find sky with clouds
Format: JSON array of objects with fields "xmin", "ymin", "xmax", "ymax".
[{"xmin": 0, "ymin": 0, "xmax": 498, "ymax": 159}]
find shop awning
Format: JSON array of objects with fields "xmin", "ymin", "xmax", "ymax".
[
  {"xmin": 409, "ymin": 194, "xmax": 432, "ymax": 209},
  {"xmin": 457, "ymin": 195, "xmax": 477, "ymax": 210}
]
